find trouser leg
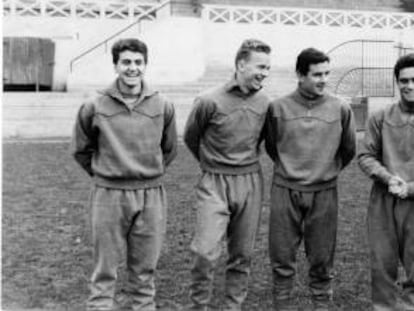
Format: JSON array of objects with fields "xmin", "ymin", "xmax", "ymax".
[
  {"xmin": 368, "ymin": 183, "xmax": 401, "ymax": 311},
  {"xmin": 304, "ymin": 187, "xmax": 338, "ymax": 305},
  {"xmin": 396, "ymin": 196, "xmax": 414, "ymax": 310},
  {"xmin": 87, "ymin": 186, "xmax": 127, "ymax": 311},
  {"xmin": 269, "ymin": 185, "xmax": 303, "ymax": 310},
  {"xmin": 128, "ymin": 186, "xmax": 167, "ymax": 311},
  {"xmin": 223, "ymin": 172, "xmax": 263, "ymax": 311},
  {"xmin": 189, "ymin": 173, "xmax": 229, "ymax": 308}
]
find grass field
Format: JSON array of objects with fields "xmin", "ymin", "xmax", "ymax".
[{"xmin": 2, "ymin": 141, "xmax": 373, "ymax": 311}]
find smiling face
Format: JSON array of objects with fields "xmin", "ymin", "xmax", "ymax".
[
  {"xmin": 397, "ymin": 67, "xmax": 414, "ymax": 105},
  {"xmin": 114, "ymin": 50, "xmax": 146, "ymax": 92},
  {"xmin": 298, "ymin": 61, "xmax": 330, "ymax": 97},
  {"xmin": 237, "ymin": 51, "xmax": 271, "ymax": 93}
]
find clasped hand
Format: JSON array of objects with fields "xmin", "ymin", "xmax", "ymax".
[{"xmin": 388, "ymin": 176, "xmax": 408, "ymax": 199}]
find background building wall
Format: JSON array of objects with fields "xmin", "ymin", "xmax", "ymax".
[
  {"xmin": 3, "ymin": 0, "xmax": 414, "ymax": 91},
  {"xmin": 3, "ymin": 0, "xmax": 414, "ymax": 138}
]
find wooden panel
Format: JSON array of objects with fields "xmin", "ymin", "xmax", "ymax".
[
  {"xmin": 3, "ymin": 39, "xmax": 12, "ymax": 85},
  {"xmin": 170, "ymin": 0, "xmax": 199, "ymax": 16},
  {"xmin": 3, "ymin": 37, "xmax": 55, "ymax": 88},
  {"xmin": 39, "ymin": 39, "xmax": 55, "ymax": 86}
]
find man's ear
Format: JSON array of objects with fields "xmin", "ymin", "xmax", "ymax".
[
  {"xmin": 237, "ymin": 59, "xmax": 245, "ymax": 72},
  {"xmin": 296, "ymin": 70, "xmax": 304, "ymax": 82}
]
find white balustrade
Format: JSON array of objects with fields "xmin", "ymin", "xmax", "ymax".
[
  {"xmin": 45, "ymin": 0, "xmax": 71, "ymax": 18},
  {"xmin": 4, "ymin": 0, "xmax": 413, "ymax": 29},
  {"xmin": 202, "ymin": 4, "xmax": 414, "ymax": 30},
  {"xmin": 3, "ymin": 0, "xmax": 158, "ymax": 20},
  {"xmin": 14, "ymin": 0, "xmax": 42, "ymax": 17}
]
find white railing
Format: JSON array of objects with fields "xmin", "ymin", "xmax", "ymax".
[
  {"xmin": 69, "ymin": 0, "xmax": 170, "ymax": 72},
  {"xmin": 3, "ymin": 0, "xmax": 158, "ymax": 20},
  {"xmin": 202, "ymin": 4, "xmax": 414, "ymax": 30}
]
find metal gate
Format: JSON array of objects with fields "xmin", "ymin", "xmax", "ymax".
[
  {"xmin": 327, "ymin": 39, "xmax": 414, "ymax": 98},
  {"xmin": 327, "ymin": 39, "xmax": 394, "ymax": 98}
]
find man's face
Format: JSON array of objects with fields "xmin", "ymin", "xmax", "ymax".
[
  {"xmin": 397, "ymin": 67, "xmax": 414, "ymax": 104},
  {"xmin": 298, "ymin": 61, "xmax": 330, "ymax": 96},
  {"xmin": 114, "ymin": 50, "xmax": 146, "ymax": 88},
  {"xmin": 237, "ymin": 51, "xmax": 271, "ymax": 92}
]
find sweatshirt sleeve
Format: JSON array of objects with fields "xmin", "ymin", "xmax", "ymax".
[
  {"xmin": 407, "ymin": 182, "xmax": 414, "ymax": 198},
  {"xmin": 358, "ymin": 110, "xmax": 393, "ymax": 185},
  {"xmin": 161, "ymin": 101, "xmax": 178, "ymax": 167},
  {"xmin": 183, "ymin": 97, "xmax": 214, "ymax": 161},
  {"xmin": 338, "ymin": 102, "xmax": 357, "ymax": 168},
  {"xmin": 70, "ymin": 102, "xmax": 96, "ymax": 176},
  {"xmin": 264, "ymin": 103, "xmax": 278, "ymax": 162}
]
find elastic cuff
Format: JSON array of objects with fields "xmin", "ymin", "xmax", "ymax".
[
  {"xmin": 375, "ymin": 170, "xmax": 393, "ymax": 185},
  {"xmin": 407, "ymin": 182, "xmax": 414, "ymax": 198}
]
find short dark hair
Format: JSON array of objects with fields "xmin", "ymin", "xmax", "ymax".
[
  {"xmin": 234, "ymin": 39, "xmax": 271, "ymax": 68},
  {"xmin": 394, "ymin": 53, "xmax": 414, "ymax": 79},
  {"xmin": 296, "ymin": 48, "xmax": 330, "ymax": 75},
  {"xmin": 111, "ymin": 38, "xmax": 148, "ymax": 64}
]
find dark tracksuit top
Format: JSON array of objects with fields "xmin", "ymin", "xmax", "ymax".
[
  {"xmin": 358, "ymin": 100, "xmax": 414, "ymax": 197},
  {"xmin": 184, "ymin": 78, "xmax": 270, "ymax": 174},
  {"xmin": 72, "ymin": 80, "xmax": 177, "ymax": 311},
  {"xmin": 71, "ymin": 79, "xmax": 177, "ymax": 189},
  {"xmin": 184, "ymin": 77, "xmax": 271, "ymax": 309},
  {"xmin": 264, "ymin": 87, "xmax": 357, "ymax": 305},
  {"xmin": 264, "ymin": 88, "xmax": 357, "ymax": 191}
]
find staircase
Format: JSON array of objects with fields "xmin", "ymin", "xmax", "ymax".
[
  {"xmin": 154, "ymin": 65, "xmax": 296, "ymax": 103},
  {"xmin": 68, "ymin": 63, "xmax": 297, "ymax": 107},
  {"xmin": 3, "ymin": 64, "xmax": 297, "ymax": 139}
]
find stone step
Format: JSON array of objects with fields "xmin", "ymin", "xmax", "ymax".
[
  {"xmin": 68, "ymin": 62, "xmax": 295, "ymax": 92},
  {"xmin": 3, "ymin": 64, "xmax": 311, "ymax": 139}
]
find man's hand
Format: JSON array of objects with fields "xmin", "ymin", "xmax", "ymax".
[{"xmin": 389, "ymin": 176, "xmax": 408, "ymax": 199}]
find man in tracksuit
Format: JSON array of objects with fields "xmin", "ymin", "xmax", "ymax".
[
  {"xmin": 358, "ymin": 53, "xmax": 414, "ymax": 311},
  {"xmin": 183, "ymin": 39, "xmax": 272, "ymax": 311},
  {"xmin": 71, "ymin": 38, "xmax": 177, "ymax": 311},
  {"xmin": 264, "ymin": 48, "xmax": 356, "ymax": 311}
]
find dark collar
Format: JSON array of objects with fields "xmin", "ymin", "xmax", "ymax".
[
  {"xmin": 224, "ymin": 74, "xmax": 261, "ymax": 97},
  {"xmin": 292, "ymin": 87, "xmax": 327, "ymax": 108},
  {"xmin": 399, "ymin": 100, "xmax": 414, "ymax": 113},
  {"xmin": 100, "ymin": 79, "xmax": 157, "ymax": 106}
]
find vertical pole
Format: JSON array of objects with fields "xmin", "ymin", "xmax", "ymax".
[
  {"xmin": 100, "ymin": 1, "xmax": 105, "ymax": 19},
  {"xmin": 36, "ymin": 38, "xmax": 40, "ymax": 92},
  {"xmin": 40, "ymin": 0, "xmax": 46, "ymax": 17},
  {"xmin": 71, "ymin": 0, "xmax": 76, "ymax": 19},
  {"xmin": 361, "ymin": 40, "xmax": 365, "ymax": 97},
  {"xmin": 128, "ymin": 1, "xmax": 134, "ymax": 21},
  {"xmin": 395, "ymin": 41, "xmax": 404, "ymax": 97},
  {"xmin": 35, "ymin": 64, "xmax": 39, "ymax": 92},
  {"xmin": 10, "ymin": 0, "xmax": 16, "ymax": 16},
  {"xmin": 9, "ymin": 38, "xmax": 14, "ymax": 85}
]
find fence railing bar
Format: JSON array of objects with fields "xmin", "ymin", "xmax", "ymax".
[{"xmin": 69, "ymin": 0, "xmax": 170, "ymax": 72}]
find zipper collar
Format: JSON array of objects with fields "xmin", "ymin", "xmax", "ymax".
[
  {"xmin": 292, "ymin": 87, "xmax": 327, "ymax": 109},
  {"xmin": 99, "ymin": 79, "xmax": 157, "ymax": 107}
]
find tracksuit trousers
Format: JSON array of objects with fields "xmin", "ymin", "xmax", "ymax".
[
  {"xmin": 368, "ymin": 183, "xmax": 414, "ymax": 311},
  {"xmin": 189, "ymin": 171, "xmax": 263, "ymax": 311},
  {"xmin": 87, "ymin": 185, "xmax": 167, "ymax": 311},
  {"xmin": 269, "ymin": 184, "xmax": 338, "ymax": 309}
]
